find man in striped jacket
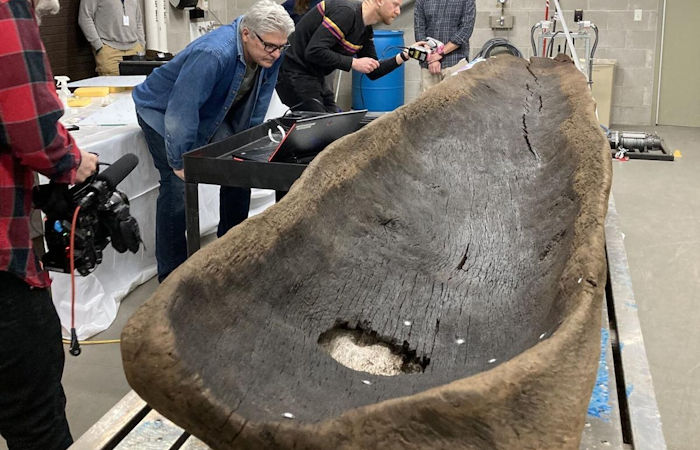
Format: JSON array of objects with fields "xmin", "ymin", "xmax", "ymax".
[{"xmin": 276, "ymin": 0, "xmax": 410, "ymax": 113}]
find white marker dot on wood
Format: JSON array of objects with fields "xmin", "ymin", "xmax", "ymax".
[{"xmin": 282, "ymin": 412, "xmax": 295, "ymax": 419}]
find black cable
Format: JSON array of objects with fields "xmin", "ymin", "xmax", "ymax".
[
  {"xmin": 384, "ymin": 45, "xmax": 409, "ymax": 54},
  {"xmin": 359, "ymin": 73, "xmax": 366, "ymax": 110},
  {"xmin": 356, "ymin": 44, "xmax": 405, "ymax": 110},
  {"xmin": 588, "ymin": 24, "xmax": 599, "ymax": 85},
  {"xmin": 547, "ymin": 31, "xmax": 562, "ymax": 57},
  {"xmin": 282, "ymin": 98, "xmax": 326, "ymax": 115},
  {"xmin": 473, "ymin": 38, "xmax": 522, "ymax": 60},
  {"xmin": 591, "ymin": 24, "xmax": 599, "ymax": 58},
  {"xmin": 530, "ymin": 24, "xmax": 539, "ymax": 55}
]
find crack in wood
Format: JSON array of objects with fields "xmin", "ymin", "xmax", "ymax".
[
  {"xmin": 456, "ymin": 243, "xmax": 471, "ymax": 270},
  {"xmin": 523, "ymin": 83, "xmax": 540, "ymax": 162}
]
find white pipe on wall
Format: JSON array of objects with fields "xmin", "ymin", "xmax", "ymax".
[
  {"xmin": 157, "ymin": 0, "xmax": 168, "ymax": 52},
  {"xmin": 655, "ymin": 0, "xmax": 667, "ymax": 125},
  {"xmin": 145, "ymin": 0, "xmax": 169, "ymax": 52},
  {"xmin": 145, "ymin": 0, "xmax": 159, "ymax": 50}
]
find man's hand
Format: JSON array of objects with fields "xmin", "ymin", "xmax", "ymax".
[
  {"xmin": 429, "ymin": 60, "xmax": 442, "ymax": 75},
  {"xmin": 75, "ymin": 150, "xmax": 98, "ymax": 183},
  {"xmin": 426, "ymin": 52, "xmax": 442, "ymax": 64},
  {"xmin": 352, "ymin": 57, "xmax": 380, "ymax": 74},
  {"xmin": 174, "ymin": 169, "xmax": 185, "ymax": 180}
]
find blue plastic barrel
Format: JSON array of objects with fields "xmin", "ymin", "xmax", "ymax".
[{"xmin": 352, "ymin": 30, "xmax": 404, "ymax": 112}]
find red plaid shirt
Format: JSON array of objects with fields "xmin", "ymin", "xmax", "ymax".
[{"xmin": 0, "ymin": 0, "xmax": 81, "ymax": 287}]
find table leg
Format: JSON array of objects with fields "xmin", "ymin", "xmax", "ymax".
[{"xmin": 185, "ymin": 182, "xmax": 200, "ymax": 256}]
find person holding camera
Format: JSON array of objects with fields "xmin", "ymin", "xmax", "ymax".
[
  {"xmin": 0, "ymin": 0, "xmax": 98, "ymax": 448},
  {"xmin": 132, "ymin": 0, "xmax": 294, "ymax": 283}
]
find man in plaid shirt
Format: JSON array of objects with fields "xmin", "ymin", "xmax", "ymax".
[
  {"xmin": 414, "ymin": 0, "xmax": 476, "ymax": 92},
  {"xmin": 0, "ymin": 0, "xmax": 97, "ymax": 447}
]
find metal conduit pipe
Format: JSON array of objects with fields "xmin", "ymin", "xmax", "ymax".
[
  {"xmin": 530, "ymin": 23, "xmax": 542, "ymax": 55},
  {"xmin": 587, "ymin": 24, "xmax": 599, "ymax": 86}
]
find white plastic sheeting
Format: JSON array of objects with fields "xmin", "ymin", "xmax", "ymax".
[{"xmin": 51, "ymin": 91, "xmax": 287, "ymax": 339}]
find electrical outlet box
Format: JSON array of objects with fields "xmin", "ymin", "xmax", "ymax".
[
  {"xmin": 634, "ymin": 9, "xmax": 643, "ymax": 21},
  {"xmin": 489, "ymin": 15, "xmax": 514, "ymax": 29},
  {"xmin": 189, "ymin": 20, "xmax": 214, "ymax": 43}
]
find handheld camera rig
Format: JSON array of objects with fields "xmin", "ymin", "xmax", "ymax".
[{"xmin": 33, "ymin": 153, "xmax": 142, "ymax": 276}]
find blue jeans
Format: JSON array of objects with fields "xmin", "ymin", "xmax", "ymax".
[
  {"xmin": 0, "ymin": 272, "xmax": 72, "ymax": 450},
  {"xmin": 137, "ymin": 115, "xmax": 250, "ymax": 282}
]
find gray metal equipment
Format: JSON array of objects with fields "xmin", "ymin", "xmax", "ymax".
[
  {"xmin": 607, "ymin": 130, "xmax": 674, "ymax": 161},
  {"xmin": 531, "ymin": 16, "xmax": 599, "ymax": 86}
]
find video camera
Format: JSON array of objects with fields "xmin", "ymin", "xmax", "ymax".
[{"xmin": 33, "ymin": 153, "xmax": 142, "ymax": 275}]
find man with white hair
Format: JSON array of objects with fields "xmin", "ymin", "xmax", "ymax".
[
  {"xmin": 133, "ymin": 0, "xmax": 295, "ymax": 282},
  {"xmin": 0, "ymin": 0, "xmax": 98, "ymax": 448}
]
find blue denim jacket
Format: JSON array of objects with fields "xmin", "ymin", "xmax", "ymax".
[{"xmin": 132, "ymin": 17, "xmax": 282, "ymax": 170}]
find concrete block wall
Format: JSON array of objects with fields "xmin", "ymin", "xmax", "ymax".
[
  {"xmin": 470, "ymin": 0, "xmax": 662, "ymax": 126},
  {"xmin": 164, "ymin": 0, "xmax": 256, "ymax": 54},
  {"xmin": 161, "ymin": 0, "xmax": 661, "ymax": 125}
]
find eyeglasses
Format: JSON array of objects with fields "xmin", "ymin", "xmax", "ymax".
[{"xmin": 254, "ymin": 31, "xmax": 290, "ymax": 53}]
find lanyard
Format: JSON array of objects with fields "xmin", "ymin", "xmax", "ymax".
[{"xmin": 120, "ymin": 0, "xmax": 129, "ymax": 26}]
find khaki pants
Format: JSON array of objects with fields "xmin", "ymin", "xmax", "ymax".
[
  {"xmin": 419, "ymin": 58, "xmax": 470, "ymax": 93},
  {"xmin": 94, "ymin": 42, "xmax": 145, "ymax": 76}
]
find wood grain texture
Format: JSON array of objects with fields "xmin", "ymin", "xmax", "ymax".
[{"xmin": 121, "ymin": 55, "xmax": 612, "ymax": 449}]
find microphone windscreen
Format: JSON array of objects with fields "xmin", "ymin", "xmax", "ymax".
[{"xmin": 96, "ymin": 153, "xmax": 139, "ymax": 190}]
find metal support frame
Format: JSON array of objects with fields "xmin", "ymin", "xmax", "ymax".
[
  {"xmin": 183, "ymin": 121, "xmax": 308, "ymax": 256},
  {"xmin": 532, "ymin": 0, "xmax": 599, "ymax": 86},
  {"xmin": 551, "ymin": 0, "xmax": 583, "ymax": 74},
  {"xmin": 537, "ymin": 31, "xmax": 592, "ymax": 77}
]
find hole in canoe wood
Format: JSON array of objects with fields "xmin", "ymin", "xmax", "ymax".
[{"xmin": 318, "ymin": 323, "xmax": 430, "ymax": 376}]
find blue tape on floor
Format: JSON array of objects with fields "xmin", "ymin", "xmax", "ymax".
[{"xmin": 587, "ymin": 327, "xmax": 611, "ymax": 421}]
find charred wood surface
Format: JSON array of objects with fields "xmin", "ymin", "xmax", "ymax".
[{"xmin": 122, "ymin": 55, "xmax": 612, "ymax": 449}]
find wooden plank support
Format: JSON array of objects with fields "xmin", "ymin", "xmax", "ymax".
[{"xmin": 71, "ymin": 391, "xmax": 151, "ymax": 449}]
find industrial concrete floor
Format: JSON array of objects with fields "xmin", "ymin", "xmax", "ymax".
[
  {"xmin": 1, "ymin": 126, "xmax": 698, "ymax": 450},
  {"xmin": 610, "ymin": 125, "xmax": 700, "ymax": 450}
]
